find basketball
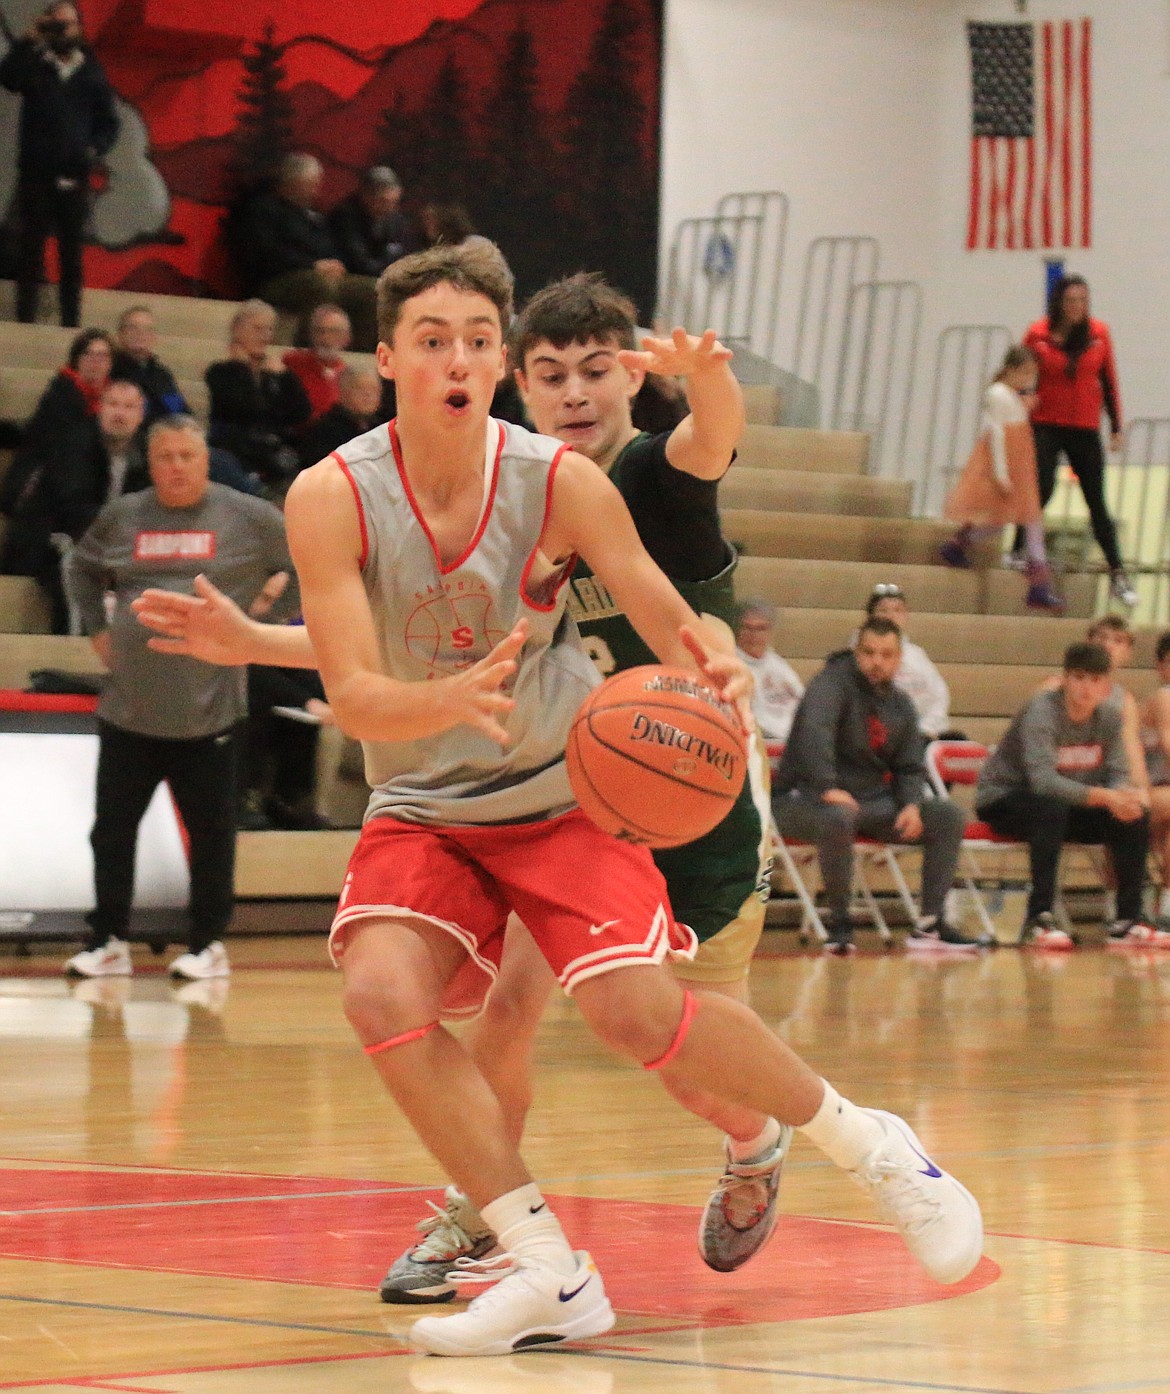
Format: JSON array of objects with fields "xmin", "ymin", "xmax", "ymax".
[{"xmin": 566, "ymin": 665, "xmax": 748, "ymax": 848}]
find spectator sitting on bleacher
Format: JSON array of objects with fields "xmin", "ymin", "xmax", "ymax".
[
  {"xmin": 25, "ymin": 327, "xmax": 114, "ymax": 446},
  {"xmin": 205, "ymin": 300, "xmax": 311, "ymax": 491},
  {"xmin": 1, "ymin": 376, "xmax": 145, "ymax": 632},
  {"xmin": 233, "ymin": 153, "xmax": 378, "ymax": 351},
  {"xmin": 1038, "ymin": 616, "xmax": 1149, "ymax": 795},
  {"xmin": 772, "ymin": 615, "xmax": 981, "ymax": 954},
  {"xmin": 328, "ymin": 165, "xmax": 411, "ymax": 278},
  {"xmin": 734, "ymin": 597, "xmax": 803, "ymax": 742},
  {"xmin": 860, "ymin": 583, "xmax": 960, "ymax": 741},
  {"xmin": 281, "ymin": 304, "xmax": 350, "ymax": 424},
  {"xmin": 1139, "ymin": 631, "xmax": 1170, "ymax": 924},
  {"xmin": 111, "ymin": 305, "xmax": 187, "ymax": 424},
  {"xmin": 976, "ymin": 640, "xmax": 1163, "ymax": 950},
  {"xmin": 297, "ymin": 366, "xmax": 386, "ymax": 472}
]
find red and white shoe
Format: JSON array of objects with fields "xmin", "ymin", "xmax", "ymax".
[
  {"xmin": 1107, "ymin": 919, "xmax": 1170, "ymax": 949},
  {"xmin": 1019, "ymin": 914, "xmax": 1074, "ymax": 950},
  {"xmin": 64, "ymin": 936, "xmax": 132, "ymax": 977}
]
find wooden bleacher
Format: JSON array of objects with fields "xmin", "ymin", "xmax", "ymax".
[{"xmin": 0, "ymin": 286, "xmax": 1139, "ymax": 916}]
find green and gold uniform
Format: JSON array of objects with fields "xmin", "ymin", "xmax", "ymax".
[{"xmin": 565, "ymin": 431, "xmax": 773, "ymax": 984}]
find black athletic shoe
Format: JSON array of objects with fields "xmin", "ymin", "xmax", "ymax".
[
  {"xmin": 908, "ymin": 920, "xmax": 994, "ymax": 952},
  {"xmin": 823, "ymin": 919, "xmax": 855, "ymax": 955}
]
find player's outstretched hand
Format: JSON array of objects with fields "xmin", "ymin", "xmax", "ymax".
[
  {"xmin": 132, "ymin": 574, "xmax": 252, "ymax": 665},
  {"xmin": 618, "ymin": 327, "xmax": 733, "ymax": 380},
  {"xmin": 446, "ymin": 620, "xmax": 529, "ymax": 746},
  {"xmin": 679, "ymin": 622, "xmax": 755, "ymax": 735}
]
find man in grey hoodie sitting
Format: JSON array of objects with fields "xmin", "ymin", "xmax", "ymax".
[{"xmin": 773, "ymin": 616, "xmax": 979, "ymax": 954}]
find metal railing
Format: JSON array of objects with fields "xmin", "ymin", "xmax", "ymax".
[
  {"xmin": 792, "ymin": 236, "xmax": 879, "ymax": 424},
  {"xmin": 919, "ymin": 325, "xmax": 1013, "ymax": 516},
  {"xmin": 659, "ymin": 211, "xmax": 766, "ymax": 348},
  {"xmin": 712, "ymin": 190, "xmax": 790, "ymax": 363},
  {"xmin": 830, "ymin": 279, "xmax": 922, "ymax": 479}
]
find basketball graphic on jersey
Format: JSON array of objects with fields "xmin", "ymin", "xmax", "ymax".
[{"xmin": 405, "ymin": 589, "xmax": 507, "ymax": 671}]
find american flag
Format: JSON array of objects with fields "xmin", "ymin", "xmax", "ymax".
[{"xmin": 967, "ymin": 19, "xmax": 1092, "ymax": 251}]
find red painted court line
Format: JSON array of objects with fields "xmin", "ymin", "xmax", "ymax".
[
  {"xmin": 0, "ymin": 1349, "xmax": 408, "ymax": 1391},
  {"xmin": 983, "ymin": 1226, "xmax": 1170, "ymax": 1257}
]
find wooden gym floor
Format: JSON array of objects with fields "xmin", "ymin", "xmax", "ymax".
[{"xmin": 1, "ymin": 932, "xmax": 1168, "ymax": 1393}]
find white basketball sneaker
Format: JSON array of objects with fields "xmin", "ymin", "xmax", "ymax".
[
  {"xmin": 64, "ymin": 936, "xmax": 132, "ymax": 978},
  {"xmin": 169, "ymin": 942, "xmax": 231, "ymax": 980},
  {"xmin": 410, "ymin": 1251, "xmax": 614, "ymax": 1357},
  {"xmin": 848, "ymin": 1109, "xmax": 984, "ymax": 1285}
]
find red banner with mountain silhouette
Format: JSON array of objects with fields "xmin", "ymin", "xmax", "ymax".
[{"xmin": 0, "ymin": 0, "xmax": 663, "ymax": 315}]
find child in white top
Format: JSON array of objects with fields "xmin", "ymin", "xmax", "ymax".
[{"xmin": 940, "ymin": 344, "xmax": 1062, "ymax": 613}]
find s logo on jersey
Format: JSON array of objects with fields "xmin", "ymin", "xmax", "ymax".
[{"xmin": 405, "ymin": 578, "xmax": 506, "ymax": 674}]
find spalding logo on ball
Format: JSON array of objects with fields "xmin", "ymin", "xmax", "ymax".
[{"xmin": 566, "ymin": 665, "xmax": 748, "ymax": 848}]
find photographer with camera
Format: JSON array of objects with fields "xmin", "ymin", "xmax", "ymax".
[{"xmin": 0, "ymin": 2, "xmax": 119, "ymax": 326}]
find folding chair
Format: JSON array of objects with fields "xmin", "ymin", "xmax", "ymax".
[{"xmin": 924, "ymin": 740, "xmax": 1017, "ymax": 940}]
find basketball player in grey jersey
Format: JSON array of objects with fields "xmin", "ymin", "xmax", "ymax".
[{"xmin": 135, "ymin": 242, "xmax": 983, "ymax": 1358}]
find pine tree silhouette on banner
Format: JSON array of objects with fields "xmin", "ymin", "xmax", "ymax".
[
  {"xmin": 413, "ymin": 55, "xmax": 473, "ymax": 206},
  {"xmin": 230, "ymin": 22, "xmax": 294, "ymax": 197},
  {"xmin": 561, "ymin": 0, "xmax": 658, "ymax": 316},
  {"xmin": 476, "ymin": 24, "xmax": 560, "ymax": 297}
]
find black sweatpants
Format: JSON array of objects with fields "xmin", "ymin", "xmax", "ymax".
[
  {"xmin": 86, "ymin": 720, "xmax": 241, "ymax": 952},
  {"xmin": 1013, "ymin": 423, "xmax": 1123, "ymax": 570},
  {"xmin": 977, "ymin": 789, "xmax": 1148, "ymax": 921},
  {"xmin": 15, "ymin": 177, "xmax": 88, "ymax": 327},
  {"xmin": 244, "ymin": 665, "xmax": 325, "ymax": 805}
]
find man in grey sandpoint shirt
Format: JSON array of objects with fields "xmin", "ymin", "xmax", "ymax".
[
  {"xmin": 976, "ymin": 640, "xmax": 1162, "ymax": 949},
  {"xmin": 63, "ymin": 414, "xmax": 297, "ymax": 981}
]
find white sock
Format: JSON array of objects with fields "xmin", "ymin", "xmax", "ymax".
[
  {"xmin": 798, "ymin": 1081, "xmax": 885, "ymax": 1171},
  {"xmin": 728, "ymin": 1116, "xmax": 782, "ymax": 1165},
  {"xmin": 1024, "ymin": 520, "xmax": 1047, "ymax": 566},
  {"xmin": 1159, "ymin": 889, "xmax": 1170, "ymax": 918},
  {"xmin": 480, "ymin": 1184, "xmax": 577, "ymax": 1278}
]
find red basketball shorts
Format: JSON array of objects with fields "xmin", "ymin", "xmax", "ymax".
[{"xmin": 329, "ymin": 808, "xmax": 698, "ymax": 1019}]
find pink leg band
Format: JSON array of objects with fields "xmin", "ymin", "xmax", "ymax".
[
  {"xmin": 643, "ymin": 990, "xmax": 699, "ymax": 1072},
  {"xmin": 363, "ymin": 1021, "xmax": 440, "ymax": 1056}
]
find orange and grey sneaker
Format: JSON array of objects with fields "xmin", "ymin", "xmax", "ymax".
[
  {"xmin": 381, "ymin": 1187, "xmax": 499, "ymax": 1304},
  {"xmin": 699, "ymin": 1125, "xmax": 792, "ymax": 1272}
]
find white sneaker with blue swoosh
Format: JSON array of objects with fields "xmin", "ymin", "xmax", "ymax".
[
  {"xmin": 848, "ymin": 1110, "xmax": 984, "ymax": 1285},
  {"xmin": 410, "ymin": 1250, "xmax": 614, "ymax": 1357}
]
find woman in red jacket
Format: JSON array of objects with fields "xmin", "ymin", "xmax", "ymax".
[{"xmin": 1018, "ymin": 274, "xmax": 1135, "ymax": 606}]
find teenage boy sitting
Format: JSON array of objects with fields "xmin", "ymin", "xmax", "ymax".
[{"xmin": 977, "ymin": 641, "xmax": 1164, "ymax": 949}]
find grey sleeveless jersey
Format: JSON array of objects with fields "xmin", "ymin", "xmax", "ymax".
[{"xmin": 332, "ymin": 418, "xmax": 600, "ymax": 826}]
